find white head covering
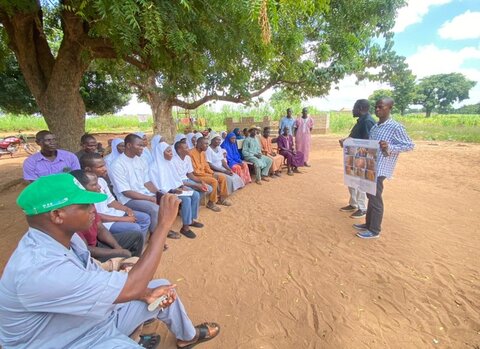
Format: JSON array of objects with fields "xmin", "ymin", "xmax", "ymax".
[
  {"xmin": 151, "ymin": 134, "xmax": 162, "ymax": 153},
  {"xmin": 174, "ymin": 133, "xmax": 187, "ymax": 145},
  {"xmin": 134, "ymin": 132, "xmax": 146, "ymax": 138},
  {"xmin": 186, "ymin": 133, "xmax": 197, "ymax": 149},
  {"xmin": 149, "ymin": 142, "xmax": 183, "ymax": 192},
  {"xmin": 104, "ymin": 138, "xmax": 124, "ymax": 167}
]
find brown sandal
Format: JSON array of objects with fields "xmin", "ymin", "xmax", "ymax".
[{"xmin": 177, "ymin": 322, "xmax": 221, "ymax": 349}]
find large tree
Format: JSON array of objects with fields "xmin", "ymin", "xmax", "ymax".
[
  {"xmin": 414, "ymin": 73, "xmax": 476, "ymax": 117},
  {"xmin": 122, "ymin": 0, "xmax": 407, "ymax": 140},
  {"xmin": 0, "ymin": 0, "xmax": 406, "ymax": 147}
]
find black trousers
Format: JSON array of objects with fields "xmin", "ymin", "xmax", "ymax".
[
  {"xmin": 97, "ymin": 231, "xmax": 144, "ymax": 262},
  {"xmin": 366, "ymin": 176, "xmax": 386, "ymax": 234}
]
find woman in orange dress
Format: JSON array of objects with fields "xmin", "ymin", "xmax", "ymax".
[{"xmin": 260, "ymin": 127, "xmax": 284, "ymax": 176}]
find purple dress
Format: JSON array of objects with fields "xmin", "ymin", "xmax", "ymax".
[{"xmin": 277, "ymin": 135, "xmax": 304, "ymax": 167}]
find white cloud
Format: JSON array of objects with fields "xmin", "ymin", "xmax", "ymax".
[
  {"xmin": 438, "ymin": 11, "xmax": 480, "ymax": 40},
  {"xmin": 117, "ymin": 95, "xmax": 151, "ymax": 115},
  {"xmin": 393, "ymin": 0, "xmax": 452, "ymax": 33}
]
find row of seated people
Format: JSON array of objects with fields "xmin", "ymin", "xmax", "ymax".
[{"xmin": 21, "ymin": 127, "xmax": 306, "ymax": 255}]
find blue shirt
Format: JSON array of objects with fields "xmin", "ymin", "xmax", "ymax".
[
  {"xmin": 369, "ymin": 118, "xmax": 414, "ymax": 179},
  {"xmin": 279, "ymin": 116, "xmax": 296, "ymax": 135},
  {"xmin": 0, "ymin": 228, "xmax": 139, "ymax": 349},
  {"xmin": 23, "ymin": 149, "xmax": 80, "ymax": 181}
]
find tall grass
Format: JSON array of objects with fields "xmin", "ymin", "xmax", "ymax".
[{"xmin": 1, "ymin": 110, "xmax": 479, "ymax": 142}]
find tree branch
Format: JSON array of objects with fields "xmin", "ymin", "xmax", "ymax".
[{"xmin": 172, "ymin": 81, "xmax": 277, "ymax": 109}]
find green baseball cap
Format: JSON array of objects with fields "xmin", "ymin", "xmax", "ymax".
[{"xmin": 17, "ymin": 173, "xmax": 107, "ymax": 216}]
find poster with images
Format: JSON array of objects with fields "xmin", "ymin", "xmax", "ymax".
[{"xmin": 343, "ymin": 138, "xmax": 379, "ymax": 195}]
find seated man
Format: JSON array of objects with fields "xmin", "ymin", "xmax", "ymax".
[
  {"xmin": 23, "ymin": 130, "xmax": 80, "ymax": 182},
  {"xmin": 260, "ymin": 127, "xmax": 284, "ymax": 177},
  {"xmin": 189, "ymin": 137, "xmax": 232, "ymax": 212},
  {"xmin": 0, "ymin": 173, "xmax": 220, "ymax": 348},
  {"xmin": 80, "ymin": 153, "xmax": 150, "ymax": 239},
  {"xmin": 109, "ymin": 134, "xmax": 162, "ymax": 235},
  {"xmin": 71, "ymin": 168, "xmax": 144, "ymax": 262},
  {"xmin": 242, "ymin": 127, "xmax": 273, "ymax": 184},
  {"xmin": 172, "ymin": 139, "xmax": 213, "ymax": 202},
  {"xmin": 76, "ymin": 133, "xmax": 98, "ymax": 159}
]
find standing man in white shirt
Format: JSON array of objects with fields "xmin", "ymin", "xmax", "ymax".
[{"xmin": 109, "ymin": 134, "xmax": 162, "ymax": 234}]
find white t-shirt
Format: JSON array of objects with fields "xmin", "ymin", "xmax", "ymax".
[
  {"xmin": 95, "ymin": 177, "xmax": 125, "ymax": 230},
  {"xmin": 206, "ymin": 147, "xmax": 226, "ymax": 169},
  {"xmin": 171, "ymin": 155, "xmax": 194, "ymax": 181},
  {"xmin": 109, "ymin": 153, "xmax": 154, "ymax": 204}
]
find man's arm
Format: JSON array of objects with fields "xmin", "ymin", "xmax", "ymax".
[
  {"xmin": 384, "ymin": 125, "xmax": 415, "ymax": 154},
  {"xmin": 22, "ymin": 157, "xmax": 38, "ymax": 181},
  {"xmin": 144, "ymin": 181, "xmax": 159, "ymax": 194},
  {"xmin": 123, "ymin": 190, "xmax": 156, "ymax": 202},
  {"xmin": 96, "ymin": 221, "xmax": 124, "ymax": 249},
  {"xmin": 114, "ymin": 194, "xmax": 180, "ymax": 303}
]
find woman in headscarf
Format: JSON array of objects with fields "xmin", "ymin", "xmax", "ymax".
[
  {"xmin": 233, "ymin": 128, "xmax": 244, "ymax": 140},
  {"xmin": 134, "ymin": 132, "xmax": 154, "ymax": 166},
  {"xmin": 220, "ymin": 132, "xmax": 252, "ymax": 185},
  {"xmin": 104, "ymin": 138, "xmax": 125, "ymax": 169},
  {"xmin": 150, "ymin": 134, "xmax": 164, "ymax": 154},
  {"xmin": 278, "ymin": 126, "xmax": 304, "ymax": 175},
  {"xmin": 149, "ymin": 142, "xmax": 203, "ymax": 239},
  {"xmin": 220, "ymin": 131, "xmax": 227, "ymax": 145},
  {"xmin": 186, "ymin": 132, "xmax": 198, "ymax": 150},
  {"xmin": 206, "ymin": 135, "xmax": 245, "ymax": 194}
]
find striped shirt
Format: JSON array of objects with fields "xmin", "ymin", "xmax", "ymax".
[{"xmin": 369, "ymin": 118, "xmax": 414, "ymax": 179}]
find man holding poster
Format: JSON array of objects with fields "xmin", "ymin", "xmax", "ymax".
[
  {"xmin": 339, "ymin": 99, "xmax": 376, "ymax": 218},
  {"xmin": 354, "ymin": 97, "xmax": 414, "ymax": 239}
]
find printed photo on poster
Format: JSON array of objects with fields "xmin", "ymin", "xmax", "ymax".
[{"xmin": 343, "ymin": 138, "xmax": 379, "ymax": 195}]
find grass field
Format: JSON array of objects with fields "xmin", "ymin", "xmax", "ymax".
[{"xmin": 1, "ymin": 110, "xmax": 479, "ymax": 143}]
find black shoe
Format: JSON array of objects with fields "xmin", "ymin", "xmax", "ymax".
[
  {"xmin": 190, "ymin": 221, "xmax": 204, "ymax": 228},
  {"xmin": 350, "ymin": 209, "xmax": 366, "ymax": 219},
  {"xmin": 353, "ymin": 223, "xmax": 368, "ymax": 231},
  {"xmin": 340, "ymin": 205, "xmax": 356, "ymax": 212},
  {"xmin": 180, "ymin": 229, "xmax": 196, "ymax": 239}
]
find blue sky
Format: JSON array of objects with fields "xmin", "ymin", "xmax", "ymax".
[{"xmin": 120, "ymin": 0, "xmax": 480, "ymax": 114}]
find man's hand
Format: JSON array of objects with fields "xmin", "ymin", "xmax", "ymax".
[
  {"xmin": 338, "ymin": 138, "xmax": 345, "ymax": 148},
  {"xmin": 379, "ymin": 140, "xmax": 389, "ymax": 155},
  {"xmin": 157, "ymin": 194, "xmax": 181, "ymax": 231},
  {"xmin": 113, "ymin": 248, "xmax": 132, "ymax": 258},
  {"xmin": 225, "ymin": 169, "xmax": 233, "ymax": 175},
  {"xmin": 144, "ymin": 284, "xmax": 177, "ymax": 309},
  {"xmin": 125, "ymin": 208, "xmax": 135, "ymax": 217},
  {"xmin": 121, "ymin": 215, "xmax": 136, "ymax": 223},
  {"xmin": 149, "ymin": 196, "xmax": 157, "ymax": 204}
]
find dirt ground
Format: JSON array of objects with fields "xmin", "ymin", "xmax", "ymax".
[{"xmin": 0, "ymin": 135, "xmax": 479, "ymax": 349}]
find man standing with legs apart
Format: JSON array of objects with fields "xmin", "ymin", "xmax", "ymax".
[
  {"xmin": 355, "ymin": 98, "xmax": 414, "ymax": 239},
  {"xmin": 339, "ymin": 99, "xmax": 376, "ymax": 219},
  {"xmin": 295, "ymin": 107, "xmax": 314, "ymax": 167}
]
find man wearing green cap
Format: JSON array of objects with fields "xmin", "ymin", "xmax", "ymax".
[{"xmin": 0, "ymin": 173, "xmax": 220, "ymax": 348}]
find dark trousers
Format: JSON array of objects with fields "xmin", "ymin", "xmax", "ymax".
[
  {"xmin": 366, "ymin": 176, "xmax": 386, "ymax": 234},
  {"xmin": 97, "ymin": 231, "xmax": 144, "ymax": 262}
]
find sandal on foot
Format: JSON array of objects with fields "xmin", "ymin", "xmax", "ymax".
[
  {"xmin": 180, "ymin": 229, "xmax": 196, "ymax": 239},
  {"xmin": 139, "ymin": 334, "xmax": 160, "ymax": 349},
  {"xmin": 206, "ymin": 203, "xmax": 221, "ymax": 212},
  {"xmin": 177, "ymin": 322, "xmax": 221, "ymax": 349},
  {"xmin": 190, "ymin": 221, "xmax": 204, "ymax": 228},
  {"xmin": 218, "ymin": 199, "xmax": 232, "ymax": 206},
  {"xmin": 261, "ymin": 177, "xmax": 270, "ymax": 182},
  {"xmin": 167, "ymin": 230, "xmax": 181, "ymax": 239},
  {"xmin": 255, "ymin": 180, "xmax": 262, "ymax": 185}
]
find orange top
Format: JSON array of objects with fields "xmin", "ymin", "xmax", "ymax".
[
  {"xmin": 260, "ymin": 136, "xmax": 273, "ymax": 154},
  {"xmin": 189, "ymin": 148, "xmax": 213, "ymax": 176}
]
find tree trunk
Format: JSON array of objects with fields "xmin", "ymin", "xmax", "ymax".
[
  {"xmin": 0, "ymin": 7, "xmax": 90, "ymax": 151},
  {"xmin": 425, "ymin": 109, "xmax": 432, "ymax": 118},
  {"xmin": 144, "ymin": 76, "xmax": 177, "ymax": 142},
  {"xmin": 149, "ymin": 95, "xmax": 176, "ymax": 143}
]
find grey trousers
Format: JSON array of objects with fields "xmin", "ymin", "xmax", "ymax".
[
  {"xmin": 115, "ymin": 279, "xmax": 196, "ymax": 341},
  {"xmin": 348, "ymin": 186, "xmax": 367, "ymax": 211},
  {"xmin": 97, "ymin": 231, "xmax": 145, "ymax": 262},
  {"xmin": 366, "ymin": 176, "xmax": 386, "ymax": 234},
  {"xmin": 125, "ymin": 199, "xmax": 159, "ymax": 233}
]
